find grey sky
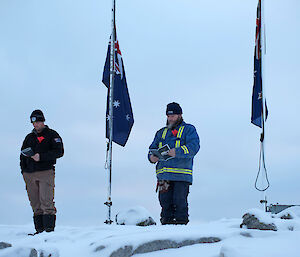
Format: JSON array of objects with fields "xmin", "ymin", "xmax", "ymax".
[{"xmin": 0, "ymin": 0, "xmax": 299, "ymax": 226}]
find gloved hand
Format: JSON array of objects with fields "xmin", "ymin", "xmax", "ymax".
[
  {"xmin": 150, "ymin": 155, "xmax": 159, "ymax": 163},
  {"xmin": 156, "ymin": 180, "xmax": 170, "ymax": 193}
]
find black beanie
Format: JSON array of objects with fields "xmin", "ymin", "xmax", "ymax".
[
  {"xmin": 30, "ymin": 110, "xmax": 45, "ymax": 123},
  {"xmin": 166, "ymin": 102, "xmax": 183, "ymax": 115}
]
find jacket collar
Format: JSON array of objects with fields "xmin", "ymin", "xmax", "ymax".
[
  {"xmin": 32, "ymin": 125, "xmax": 49, "ymax": 136},
  {"xmin": 173, "ymin": 120, "xmax": 185, "ymax": 130}
]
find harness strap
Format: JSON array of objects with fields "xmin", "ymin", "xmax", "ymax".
[{"xmin": 159, "ymin": 126, "xmax": 185, "ymax": 148}]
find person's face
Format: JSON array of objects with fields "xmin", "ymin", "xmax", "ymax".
[
  {"xmin": 167, "ymin": 114, "xmax": 181, "ymax": 125},
  {"xmin": 33, "ymin": 121, "xmax": 45, "ymax": 132}
]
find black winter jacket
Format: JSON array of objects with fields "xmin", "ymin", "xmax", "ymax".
[{"xmin": 20, "ymin": 126, "xmax": 64, "ymax": 173}]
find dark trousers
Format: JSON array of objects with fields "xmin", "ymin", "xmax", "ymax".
[{"xmin": 158, "ymin": 181, "xmax": 190, "ymax": 223}]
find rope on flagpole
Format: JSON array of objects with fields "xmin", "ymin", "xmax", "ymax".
[{"xmin": 254, "ymin": 134, "xmax": 270, "ymax": 192}]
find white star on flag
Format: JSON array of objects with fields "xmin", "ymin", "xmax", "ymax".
[
  {"xmin": 106, "ymin": 115, "xmax": 111, "ymax": 121},
  {"xmin": 126, "ymin": 114, "xmax": 130, "ymax": 121},
  {"xmin": 113, "ymin": 100, "xmax": 121, "ymax": 108},
  {"xmin": 258, "ymin": 92, "xmax": 262, "ymax": 100}
]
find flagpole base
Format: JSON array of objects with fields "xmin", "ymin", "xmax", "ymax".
[{"xmin": 104, "ymin": 201, "xmax": 113, "ymax": 224}]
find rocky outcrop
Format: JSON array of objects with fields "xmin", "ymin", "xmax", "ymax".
[
  {"xmin": 96, "ymin": 237, "xmax": 221, "ymax": 257},
  {"xmin": 0, "ymin": 242, "xmax": 12, "ymax": 249},
  {"xmin": 132, "ymin": 237, "xmax": 221, "ymax": 255},
  {"xmin": 240, "ymin": 213, "xmax": 277, "ymax": 231}
]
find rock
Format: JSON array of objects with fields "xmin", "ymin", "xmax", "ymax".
[
  {"xmin": 30, "ymin": 249, "xmax": 57, "ymax": 257},
  {"xmin": 240, "ymin": 232, "xmax": 252, "ymax": 238},
  {"xmin": 94, "ymin": 245, "xmax": 105, "ymax": 252},
  {"xmin": 133, "ymin": 237, "xmax": 221, "ymax": 254},
  {"xmin": 115, "ymin": 206, "xmax": 156, "ymax": 226},
  {"xmin": 240, "ymin": 213, "xmax": 277, "ymax": 231},
  {"xmin": 29, "ymin": 249, "xmax": 38, "ymax": 257},
  {"xmin": 136, "ymin": 217, "xmax": 156, "ymax": 227},
  {"xmin": 133, "ymin": 240, "xmax": 177, "ymax": 254},
  {"xmin": 275, "ymin": 206, "xmax": 300, "ymax": 220},
  {"xmin": 279, "ymin": 213, "xmax": 293, "ymax": 220},
  {"xmin": 110, "ymin": 245, "xmax": 133, "ymax": 257},
  {"xmin": 108, "ymin": 237, "xmax": 221, "ymax": 256},
  {"xmin": 0, "ymin": 242, "xmax": 12, "ymax": 250}
]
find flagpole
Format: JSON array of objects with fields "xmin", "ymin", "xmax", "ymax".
[
  {"xmin": 260, "ymin": 0, "xmax": 268, "ymax": 211},
  {"xmin": 104, "ymin": 0, "xmax": 116, "ymax": 224},
  {"xmin": 261, "ymin": 0, "xmax": 266, "ymax": 135}
]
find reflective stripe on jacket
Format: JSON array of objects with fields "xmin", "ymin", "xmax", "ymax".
[{"xmin": 148, "ymin": 121, "xmax": 200, "ymax": 184}]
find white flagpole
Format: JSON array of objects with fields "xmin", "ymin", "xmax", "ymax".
[
  {"xmin": 260, "ymin": 0, "xmax": 268, "ymax": 211},
  {"xmin": 261, "ymin": 0, "xmax": 266, "ymax": 130},
  {"xmin": 104, "ymin": 0, "xmax": 116, "ymax": 224}
]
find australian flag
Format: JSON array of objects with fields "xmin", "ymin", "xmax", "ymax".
[
  {"xmin": 102, "ymin": 31, "xmax": 134, "ymax": 146},
  {"xmin": 251, "ymin": 0, "xmax": 268, "ymax": 128}
]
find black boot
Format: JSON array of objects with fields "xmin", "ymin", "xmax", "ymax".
[
  {"xmin": 160, "ymin": 217, "xmax": 176, "ymax": 225},
  {"xmin": 174, "ymin": 218, "xmax": 189, "ymax": 225},
  {"xmin": 28, "ymin": 215, "xmax": 44, "ymax": 235},
  {"xmin": 33, "ymin": 215, "xmax": 44, "ymax": 233},
  {"xmin": 43, "ymin": 214, "xmax": 56, "ymax": 232}
]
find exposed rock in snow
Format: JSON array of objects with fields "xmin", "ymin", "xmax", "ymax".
[
  {"xmin": 115, "ymin": 206, "xmax": 156, "ymax": 226},
  {"xmin": 1, "ymin": 217, "xmax": 300, "ymax": 257},
  {"xmin": 239, "ymin": 232, "xmax": 252, "ymax": 238},
  {"xmin": 275, "ymin": 206, "xmax": 300, "ymax": 220},
  {"xmin": 0, "ymin": 242, "xmax": 12, "ymax": 249},
  {"xmin": 241, "ymin": 208, "xmax": 300, "ymax": 232},
  {"xmin": 240, "ymin": 212, "xmax": 277, "ymax": 231},
  {"xmin": 29, "ymin": 249, "xmax": 37, "ymax": 257},
  {"xmin": 107, "ymin": 237, "xmax": 221, "ymax": 256}
]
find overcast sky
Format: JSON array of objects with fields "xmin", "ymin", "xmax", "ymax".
[{"xmin": 0, "ymin": 0, "xmax": 299, "ymax": 226}]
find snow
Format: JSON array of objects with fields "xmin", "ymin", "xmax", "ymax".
[
  {"xmin": 274, "ymin": 206, "xmax": 300, "ymax": 219},
  {"xmin": 115, "ymin": 206, "xmax": 155, "ymax": 225},
  {"xmin": 246, "ymin": 208, "xmax": 275, "ymax": 224},
  {"xmin": 1, "ymin": 211, "xmax": 300, "ymax": 257},
  {"xmin": 245, "ymin": 208, "xmax": 300, "ymax": 231}
]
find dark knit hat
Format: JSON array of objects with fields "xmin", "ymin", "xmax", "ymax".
[
  {"xmin": 30, "ymin": 110, "xmax": 45, "ymax": 123},
  {"xmin": 166, "ymin": 102, "xmax": 183, "ymax": 115}
]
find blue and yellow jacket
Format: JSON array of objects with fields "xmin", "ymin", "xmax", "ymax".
[{"xmin": 148, "ymin": 121, "xmax": 200, "ymax": 184}]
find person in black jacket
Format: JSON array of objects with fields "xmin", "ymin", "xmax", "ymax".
[{"xmin": 20, "ymin": 110, "xmax": 64, "ymax": 234}]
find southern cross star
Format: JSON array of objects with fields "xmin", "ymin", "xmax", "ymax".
[
  {"xmin": 113, "ymin": 100, "xmax": 121, "ymax": 108},
  {"xmin": 258, "ymin": 92, "xmax": 262, "ymax": 100}
]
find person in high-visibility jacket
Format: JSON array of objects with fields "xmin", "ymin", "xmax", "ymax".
[{"xmin": 148, "ymin": 102, "xmax": 200, "ymax": 225}]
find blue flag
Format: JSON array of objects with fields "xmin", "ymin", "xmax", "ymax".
[
  {"xmin": 251, "ymin": 0, "xmax": 268, "ymax": 128},
  {"xmin": 102, "ymin": 33, "xmax": 134, "ymax": 146}
]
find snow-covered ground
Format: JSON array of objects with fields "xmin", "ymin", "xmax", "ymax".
[{"xmin": 1, "ymin": 211, "xmax": 300, "ymax": 257}]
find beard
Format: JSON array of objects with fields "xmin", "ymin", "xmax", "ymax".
[{"xmin": 166, "ymin": 116, "xmax": 183, "ymax": 129}]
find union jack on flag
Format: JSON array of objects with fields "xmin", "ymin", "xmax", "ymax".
[{"xmin": 251, "ymin": 0, "xmax": 268, "ymax": 128}]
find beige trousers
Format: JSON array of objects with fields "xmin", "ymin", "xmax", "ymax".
[{"xmin": 23, "ymin": 169, "xmax": 56, "ymax": 215}]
